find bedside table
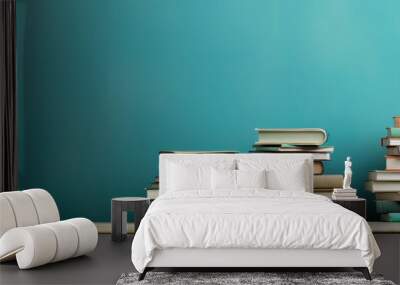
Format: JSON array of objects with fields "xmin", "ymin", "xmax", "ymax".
[
  {"xmin": 111, "ymin": 197, "xmax": 151, "ymax": 242},
  {"xmin": 332, "ymin": 198, "xmax": 366, "ymax": 219}
]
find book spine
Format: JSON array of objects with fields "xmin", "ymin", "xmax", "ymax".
[
  {"xmin": 332, "ymin": 195, "xmax": 358, "ymax": 200},
  {"xmin": 255, "ymin": 129, "xmax": 327, "ymax": 146},
  {"xmin": 313, "ymin": 161, "xmax": 324, "ymax": 175},
  {"xmin": 386, "ymin": 156, "xmax": 400, "ymax": 170},
  {"xmin": 313, "ymin": 188, "xmax": 333, "ymax": 192},
  {"xmin": 375, "ymin": 192, "xmax": 400, "ymax": 201},
  {"xmin": 376, "ymin": 200, "xmax": 400, "ymax": 214},
  {"xmin": 314, "ymin": 175, "xmax": 343, "ymax": 189},
  {"xmin": 381, "ymin": 213, "xmax": 400, "ymax": 222},
  {"xmin": 147, "ymin": 190, "xmax": 159, "ymax": 199},
  {"xmin": 332, "ymin": 191, "xmax": 357, "ymax": 196},
  {"xmin": 314, "ymin": 192, "xmax": 332, "ymax": 198},
  {"xmin": 394, "ymin": 116, "xmax": 400, "ymax": 128},
  {"xmin": 382, "ymin": 137, "xmax": 400, "ymax": 146},
  {"xmin": 387, "ymin": 146, "xmax": 400, "ymax": 156}
]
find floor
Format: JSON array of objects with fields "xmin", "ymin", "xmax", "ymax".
[
  {"xmin": 0, "ymin": 234, "xmax": 134, "ymax": 285},
  {"xmin": 0, "ymin": 234, "xmax": 359, "ymax": 285},
  {"xmin": 2, "ymin": 233, "xmax": 397, "ymax": 285}
]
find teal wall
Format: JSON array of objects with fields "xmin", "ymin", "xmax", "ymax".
[{"xmin": 17, "ymin": 0, "xmax": 400, "ymax": 221}]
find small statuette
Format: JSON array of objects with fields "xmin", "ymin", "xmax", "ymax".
[
  {"xmin": 343, "ymin": 156, "xmax": 353, "ymax": 190},
  {"xmin": 331, "ymin": 157, "xmax": 358, "ymax": 200}
]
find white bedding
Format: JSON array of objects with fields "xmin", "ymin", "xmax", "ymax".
[{"xmin": 131, "ymin": 190, "xmax": 380, "ymax": 273}]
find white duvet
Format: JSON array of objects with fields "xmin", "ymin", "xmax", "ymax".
[{"xmin": 131, "ymin": 190, "xmax": 380, "ymax": 273}]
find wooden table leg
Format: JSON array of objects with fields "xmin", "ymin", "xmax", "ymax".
[{"xmin": 112, "ymin": 200, "xmax": 124, "ymax": 241}]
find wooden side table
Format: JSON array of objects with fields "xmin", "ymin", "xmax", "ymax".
[
  {"xmin": 332, "ymin": 198, "xmax": 366, "ymax": 219},
  {"xmin": 111, "ymin": 197, "xmax": 150, "ymax": 242}
]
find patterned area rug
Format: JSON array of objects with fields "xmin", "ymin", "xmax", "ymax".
[{"xmin": 116, "ymin": 272, "xmax": 395, "ymax": 285}]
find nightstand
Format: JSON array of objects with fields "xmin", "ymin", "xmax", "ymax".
[
  {"xmin": 111, "ymin": 197, "xmax": 151, "ymax": 242},
  {"xmin": 332, "ymin": 198, "xmax": 366, "ymax": 219}
]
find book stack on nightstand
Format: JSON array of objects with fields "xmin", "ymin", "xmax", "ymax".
[
  {"xmin": 332, "ymin": 188, "xmax": 358, "ymax": 200},
  {"xmin": 366, "ymin": 116, "xmax": 400, "ymax": 222}
]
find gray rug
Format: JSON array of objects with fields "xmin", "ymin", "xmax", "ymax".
[{"xmin": 116, "ymin": 272, "xmax": 396, "ymax": 285}]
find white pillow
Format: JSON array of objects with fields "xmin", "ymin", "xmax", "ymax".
[
  {"xmin": 211, "ymin": 169, "xmax": 236, "ymax": 189},
  {"xmin": 237, "ymin": 158, "xmax": 310, "ymax": 192},
  {"xmin": 167, "ymin": 163, "xmax": 210, "ymax": 191},
  {"xmin": 166, "ymin": 160, "xmax": 236, "ymax": 191},
  {"xmin": 237, "ymin": 169, "xmax": 267, "ymax": 188},
  {"xmin": 211, "ymin": 169, "xmax": 268, "ymax": 190}
]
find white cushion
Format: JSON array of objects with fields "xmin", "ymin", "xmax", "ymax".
[
  {"xmin": 211, "ymin": 168, "xmax": 236, "ymax": 190},
  {"xmin": 23, "ymin": 189, "xmax": 60, "ymax": 224},
  {"xmin": 0, "ymin": 218, "xmax": 97, "ymax": 269},
  {"xmin": 42, "ymin": 221, "xmax": 79, "ymax": 262},
  {"xmin": 166, "ymin": 159, "xmax": 236, "ymax": 192},
  {"xmin": 167, "ymin": 162, "xmax": 211, "ymax": 191},
  {"xmin": 211, "ymin": 169, "xmax": 268, "ymax": 190},
  {"xmin": 0, "ymin": 196, "xmax": 17, "ymax": 237},
  {"xmin": 237, "ymin": 169, "xmax": 267, "ymax": 188},
  {"xmin": 65, "ymin": 218, "xmax": 98, "ymax": 257},
  {"xmin": 0, "ymin": 189, "xmax": 60, "ymax": 238},
  {"xmin": 0, "ymin": 189, "xmax": 97, "ymax": 269},
  {"xmin": 1, "ymin": 192, "xmax": 39, "ymax": 227},
  {"xmin": 0, "ymin": 226, "xmax": 57, "ymax": 269},
  {"xmin": 159, "ymin": 154, "xmax": 237, "ymax": 194},
  {"xmin": 237, "ymin": 156, "xmax": 312, "ymax": 192}
]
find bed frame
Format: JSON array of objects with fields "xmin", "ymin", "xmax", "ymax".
[
  {"xmin": 139, "ymin": 248, "xmax": 371, "ymax": 280},
  {"xmin": 138, "ymin": 154, "xmax": 373, "ymax": 281}
]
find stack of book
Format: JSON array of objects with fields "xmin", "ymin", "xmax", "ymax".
[
  {"xmin": 366, "ymin": 116, "xmax": 400, "ymax": 222},
  {"xmin": 251, "ymin": 128, "xmax": 334, "ymax": 175},
  {"xmin": 145, "ymin": 176, "xmax": 159, "ymax": 200},
  {"xmin": 251, "ymin": 128, "xmax": 342, "ymax": 197},
  {"xmin": 332, "ymin": 188, "xmax": 358, "ymax": 200}
]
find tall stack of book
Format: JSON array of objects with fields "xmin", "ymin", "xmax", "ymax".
[
  {"xmin": 251, "ymin": 128, "xmax": 340, "ymax": 197},
  {"xmin": 366, "ymin": 116, "xmax": 400, "ymax": 222}
]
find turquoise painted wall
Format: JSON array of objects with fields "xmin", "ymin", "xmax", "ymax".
[{"xmin": 17, "ymin": 0, "xmax": 400, "ymax": 221}]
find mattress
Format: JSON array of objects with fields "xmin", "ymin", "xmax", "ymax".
[{"xmin": 131, "ymin": 190, "xmax": 380, "ymax": 273}]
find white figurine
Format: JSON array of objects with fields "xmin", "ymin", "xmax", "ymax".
[{"xmin": 343, "ymin": 156, "xmax": 353, "ymax": 189}]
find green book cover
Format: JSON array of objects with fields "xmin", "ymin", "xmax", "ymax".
[
  {"xmin": 387, "ymin": 128, "xmax": 400, "ymax": 137},
  {"xmin": 255, "ymin": 128, "xmax": 328, "ymax": 146},
  {"xmin": 381, "ymin": 213, "xmax": 400, "ymax": 222},
  {"xmin": 376, "ymin": 200, "xmax": 400, "ymax": 214}
]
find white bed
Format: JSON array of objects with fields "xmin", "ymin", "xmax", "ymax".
[{"xmin": 131, "ymin": 154, "xmax": 380, "ymax": 280}]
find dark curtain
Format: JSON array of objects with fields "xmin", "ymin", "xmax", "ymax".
[{"xmin": 0, "ymin": 0, "xmax": 17, "ymax": 192}]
